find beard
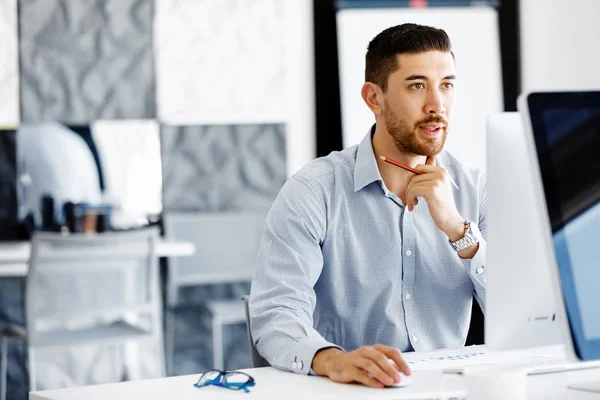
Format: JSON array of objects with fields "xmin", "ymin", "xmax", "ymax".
[{"xmin": 383, "ymin": 101, "xmax": 448, "ymax": 157}]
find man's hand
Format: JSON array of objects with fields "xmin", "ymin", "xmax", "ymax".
[
  {"xmin": 311, "ymin": 345, "xmax": 412, "ymax": 388},
  {"xmin": 405, "ymin": 157, "xmax": 464, "ymax": 241}
]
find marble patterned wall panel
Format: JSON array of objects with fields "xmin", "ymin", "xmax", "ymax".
[
  {"xmin": 161, "ymin": 124, "xmax": 286, "ymax": 212},
  {"xmin": 155, "ymin": 0, "xmax": 286, "ymax": 124},
  {"xmin": 0, "ymin": 0, "xmax": 19, "ymax": 125},
  {"xmin": 19, "ymin": 0, "xmax": 155, "ymax": 123}
]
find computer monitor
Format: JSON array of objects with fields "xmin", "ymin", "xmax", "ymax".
[
  {"xmin": 519, "ymin": 90, "xmax": 600, "ymax": 392},
  {"xmin": 485, "ymin": 112, "xmax": 564, "ymax": 351}
]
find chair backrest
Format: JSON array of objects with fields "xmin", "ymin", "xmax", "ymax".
[
  {"xmin": 162, "ymin": 211, "xmax": 266, "ymax": 306},
  {"xmin": 25, "ymin": 228, "xmax": 160, "ymax": 340},
  {"xmin": 241, "ymin": 295, "xmax": 270, "ymax": 368}
]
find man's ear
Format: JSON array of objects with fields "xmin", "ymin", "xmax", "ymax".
[{"xmin": 361, "ymin": 82, "xmax": 385, "ymax": 116}]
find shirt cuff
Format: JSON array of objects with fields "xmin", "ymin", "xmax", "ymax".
[
  {"xmin": 462, "ymin": 237, "xmax": 487, "ymax": 288},
  {"xmin": 286, "ymin": 336, "xmax": 343, "ymax": 376}
]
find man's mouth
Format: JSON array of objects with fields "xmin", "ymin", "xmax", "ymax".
[{"xmin": 418, "ymin": 124, "xmax": 445, "ymax": 136}]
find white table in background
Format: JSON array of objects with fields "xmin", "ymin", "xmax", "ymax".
[
  {"xmin": 29, "ymin": 364, "xmax": 600, "ymax": 400},
  {"xmin": 0, "ymin": 240, "xmax": 195, "ymax": 277}
]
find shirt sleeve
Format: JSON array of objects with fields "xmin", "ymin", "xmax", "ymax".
[
  {"xmin": 249, "ymin": 175, "xmax": 343, "ymax": 375},
  {"xmin": 461, "ymin": 171, "xmax": 487, "ymax": 314}
]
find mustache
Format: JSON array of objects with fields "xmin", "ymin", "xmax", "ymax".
[{"xmin": 415, "ymin": 116, "xmax": 448, "ymax": 128}]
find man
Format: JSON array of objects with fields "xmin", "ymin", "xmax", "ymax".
[{"xmin": 250, "ymin": 23, "xmax": 486, "ymax": 388}]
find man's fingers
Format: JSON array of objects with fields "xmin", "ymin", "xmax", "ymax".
[
  {"xmin": 414, "ymin": 164, "xmax": 439, "ymax": 174},
  {"xmin": 359, "ymin": 347, "xmax": 401, "ymax": 383},
  {"xmin": 354, "ymin": 358, "xmax": 394, "ymax": 386},
  {"xmin": 426, "ymin": 156, "xmax": 435, "ymax": 166},
  {"xmin": 407, "ymin": 173, "xmax": 437, "ymax": 186},
  {"xmin": 405, "ymin": 180, "xmax": 437, "ymax": 210},
  {"xmin": 373, "ymin": 345, "xmax": 412, "ymax": 376},
  {"xmin": 352, "ymin": 368, "xmax": 384, "ymax": 388}
]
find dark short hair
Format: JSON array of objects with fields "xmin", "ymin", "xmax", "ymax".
[{"xmin": 365, "ymin": 23, "xmax": 453, "ymax": 92}]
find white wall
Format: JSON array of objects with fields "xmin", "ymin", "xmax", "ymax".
[
  {"xmin": 337, "ymin": 7, "xmax": 503, "ymax": 172},
  {"xmin": 91, "ymin": 120, "xmax": 162, "ymax": 228},
  {"xmin": 154, "ymin": 0, "xmax": 315, "ymax": 177},
  {"xmin": 520, "ymin": 0, "xmax": 600, "ymax": 93},
  {"xmin": 284, "ymin": 0, "xmax": 316, "ymax": 177},
  {"xmin": 0, "ymin": 0, "xmax": 19, "ymax": 126}
]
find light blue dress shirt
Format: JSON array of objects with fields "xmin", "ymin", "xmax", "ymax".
[{"xmin": 250, "ymin": 127, "xmax": 487, "ymax": 375}]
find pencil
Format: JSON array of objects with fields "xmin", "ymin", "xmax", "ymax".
[
  {"xmin": 379, "ymin": 156, "xmax": 422, "ymax": 175},
  {"xmin": 379, "ymin": 156, "xmax": 459, "ymax": 190}
]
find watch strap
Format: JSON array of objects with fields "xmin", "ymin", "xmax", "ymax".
[{"xmin": 450, "ymin": 221, "xmax": 480, "ymax": 251}]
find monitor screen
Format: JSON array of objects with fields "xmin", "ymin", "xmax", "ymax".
[{"xmin": 527, "ymin": 91, "xmax": 600, "ymax": 360}]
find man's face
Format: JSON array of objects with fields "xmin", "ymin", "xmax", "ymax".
[{"xmin": 381, "ymin": 51, "xmax": 456, "ymax": 157}]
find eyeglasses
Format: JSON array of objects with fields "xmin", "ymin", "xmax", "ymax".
[{"xmin": 194, "ymin": 369, "xmax": 256, "ymax": 393}]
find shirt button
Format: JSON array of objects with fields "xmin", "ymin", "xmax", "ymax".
[
  {"xmin": 405, "ymin": 249, "xmax": 412, "ymax": 256},
  {"xmin": 405, "ymin": 293, "xmax": 411, "ymax": 300},
  {"xmin": 412, "ymin": 336, "xmax": 418, "ymax": 343},
  {"xmin": 292, "ymin": 362, "xmax": 297, "ymax": 369},
  {"xmin": 476, "ymin": 266, "xmax": 484, "ymax": 274}
]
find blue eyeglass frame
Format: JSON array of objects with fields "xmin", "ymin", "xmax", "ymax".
[{"xmin": 194, "ymin": 369, "xmax": 256, "ymax": 393}]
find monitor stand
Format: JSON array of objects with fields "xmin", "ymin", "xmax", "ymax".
[{"xmin": 569, "ymin": 381, "xmax": 600, "ymax": 393}]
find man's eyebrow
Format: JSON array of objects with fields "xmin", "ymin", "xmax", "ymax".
[
  {"xmin": 405, "ymin": 75, "xmax": 428, "ymax": 81},
  {"xmin": 404, "ymin": 74, "xmax": 456, "ymax": 81}
]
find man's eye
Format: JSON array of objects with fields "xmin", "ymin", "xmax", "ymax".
[
  {"xmin": 443, "ymin": 82, "xmax": 454, "ymax": 89},
  {"xmin": 411, "ymin": 83, "xmax": 424, "ymax": 90}
]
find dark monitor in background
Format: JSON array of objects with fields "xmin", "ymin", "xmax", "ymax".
[
  {"xmin": 519, "ymin": 90, "xmax": 600, "ymax": 393},
  {"xmin": 0, "ymin": 128, "xmax": 28, "ymax": 240}
]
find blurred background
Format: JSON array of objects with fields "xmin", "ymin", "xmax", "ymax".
[{"xmin": 0, "ymin": 0, "xmax": 599, "ymax": 399}]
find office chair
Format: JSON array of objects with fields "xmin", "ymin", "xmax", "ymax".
[
  {"xmin": 0, "ymin": 228, "xmax": 165, "ymax": 398},
  {"xmin": 162, "ymin": 211, "xmax": 266, "ymax": 372}
]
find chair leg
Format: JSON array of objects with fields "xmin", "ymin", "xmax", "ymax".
[
  {"xmin": 1, "ymin": 336, "xmax": 8, "ymax": 400},
  {"xmin": 154, "ymin": 321, "xmax": 166, "ymax": 378},
  {"xmin": 124, "ymin": 340, "xmax": 142, "ymax": 381},
  {"xmin": 212, "ymin": 318, "xmax": 224, "ymax": 370},
  {"xmin": 27, "ymin": 347, "xmax": 35, "ymax": 392}
]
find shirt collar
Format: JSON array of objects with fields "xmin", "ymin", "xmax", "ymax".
[{"xmin": 353, "ymin": 124, "xmax": 384, "ymax": 192}]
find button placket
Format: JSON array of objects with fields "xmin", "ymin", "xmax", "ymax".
[{"xmin": 401, "ymin": 209, "xmax": 417, "ymax": 347}]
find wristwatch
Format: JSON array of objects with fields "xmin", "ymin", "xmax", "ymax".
[{"xmin": 449, "ymin": 220, "xmax": 481, "ymax": 251}]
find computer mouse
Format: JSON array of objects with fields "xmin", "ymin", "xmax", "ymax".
[
  {"xmin": 389, "ymin": 371, "xmax": 413, "ymax": 387},
  {"xmin": 387, "ymin": 358, "xmax": 413, "ymax": 387}
]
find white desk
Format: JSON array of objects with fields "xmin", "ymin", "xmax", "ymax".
[
  {"xmin": 29, "ymin": 365, "xmax": 600, "ymax": 400},
  {"xmin": 0, "ymin": 240, "xmax": 195, "ymax": 277}
]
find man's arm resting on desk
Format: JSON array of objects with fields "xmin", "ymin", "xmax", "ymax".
[
  {"xmin": 311, "ymin": 345, "xmax": 412, "ymax": 389},
  {"xmin": 251, "ymin": 175, "xmax": 338, "ymax": 375}
]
